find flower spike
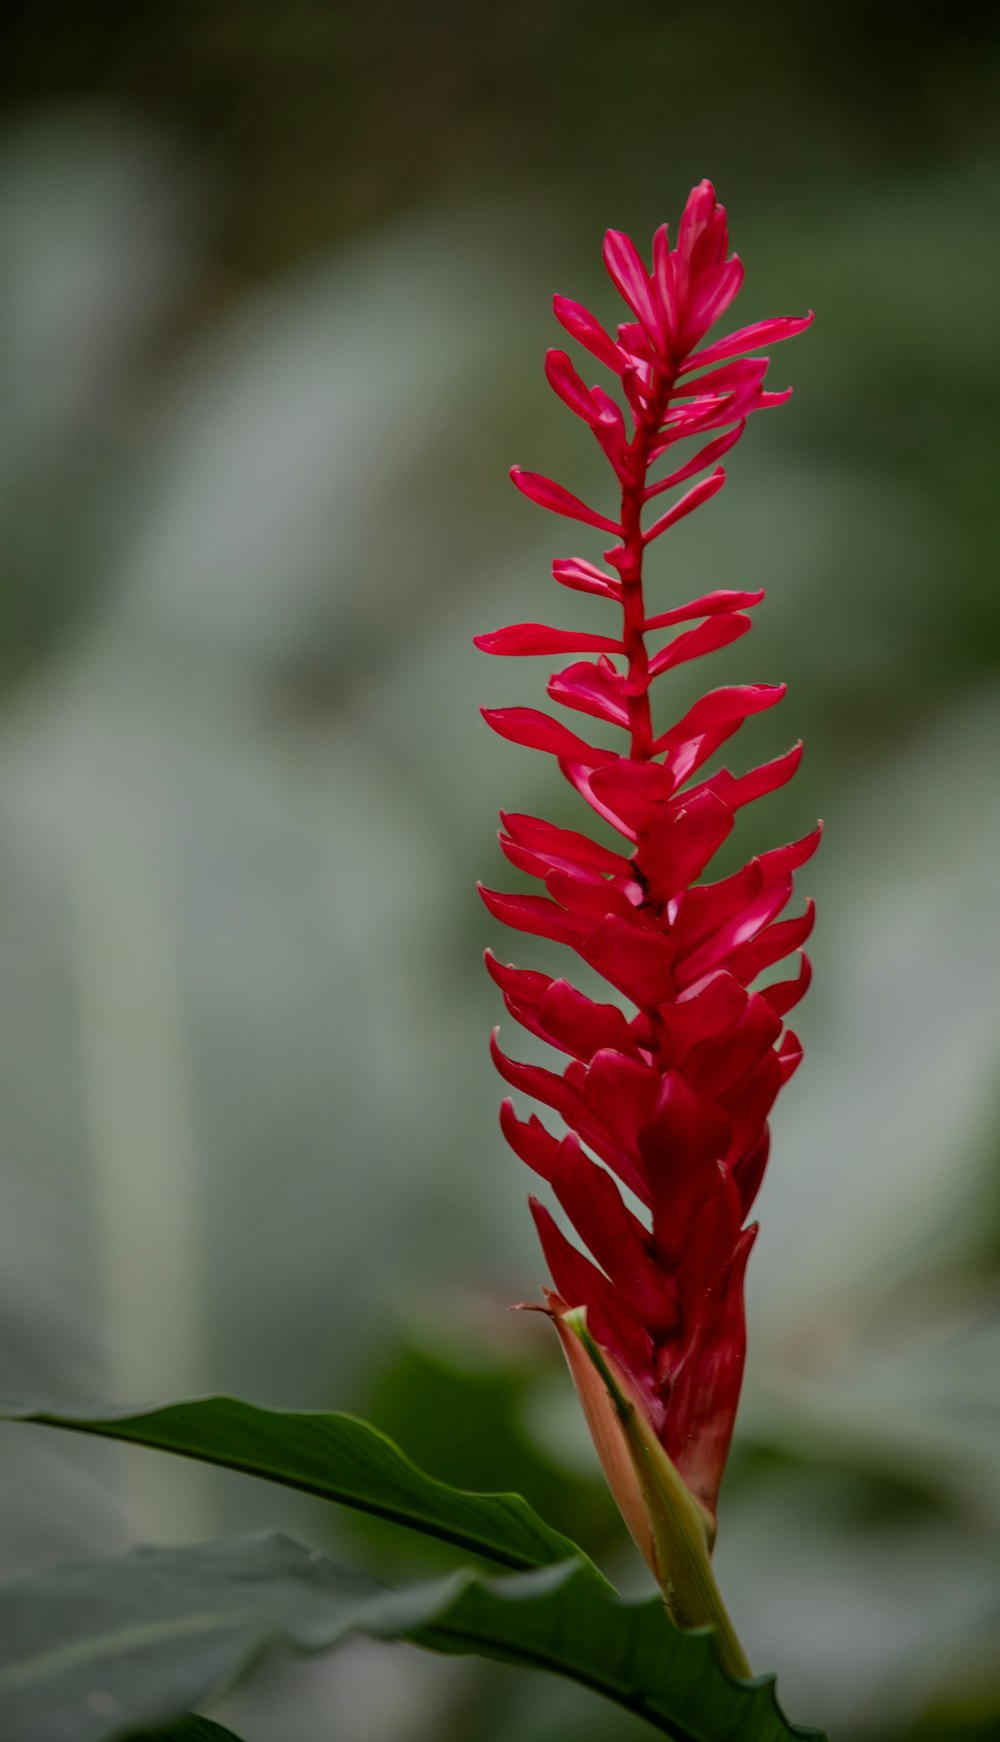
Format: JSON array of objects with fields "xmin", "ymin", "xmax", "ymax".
[{"xmin": 479, "ymin": 182, "xmax": 815, "ymax": 1628}]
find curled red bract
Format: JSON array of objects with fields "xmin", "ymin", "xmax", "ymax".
[{"xmin": 479, "ymin": 179, "xmax": 816, "ymax": 1532}]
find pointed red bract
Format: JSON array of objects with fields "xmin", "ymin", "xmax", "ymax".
[
  {"xmin": 479, "ymin": 181, "xmax": 815, "ymax": 1536},
  {"xmin": 643, "ymin": 468, "xmax": 726, "ymax": 544}
]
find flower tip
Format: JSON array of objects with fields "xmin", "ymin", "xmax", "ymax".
[
  {"xmin": 498, "ymin": 1093, "xmax": 518, "ymax": 1131},
  {"xmin": 476, "ymin": 881, "xmax": 500, "ymax": 918}
]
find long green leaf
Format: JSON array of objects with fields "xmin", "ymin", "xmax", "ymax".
[
  {"xmin": 0, "ymin": 1397, "xmax": 587, "ymax": 1575},
  {"xmin": 0, "ymin": 1533, "xmax": 824, "ymax": 1742}
]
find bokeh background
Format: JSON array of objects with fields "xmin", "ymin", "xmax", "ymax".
[{"xmin": 1, "ymin": 3, "xmax": 999, "ymax": 1738}]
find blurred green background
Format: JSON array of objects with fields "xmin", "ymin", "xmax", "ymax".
[{"xmin": 0, "ymin": 3, "xmax": 998, "ymax": 1738}]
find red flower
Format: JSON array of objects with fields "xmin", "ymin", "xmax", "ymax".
[{"xmin": 478, "ymin": 181, "xmax": 816, "ymax": 1563}]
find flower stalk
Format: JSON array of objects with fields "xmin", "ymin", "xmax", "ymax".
[{"xmin": 478, "ymin": 180, "xmax": 815, "ymax": 1654}]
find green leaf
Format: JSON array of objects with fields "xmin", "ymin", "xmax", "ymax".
[
  {"xmin": 0, "ymin": 1532, "xmax": 824, "ymax": 1742},
  {"xmin": 0, "ymin": 1396, "xmax": 588, "ymax": 1575},
  {"xmin": 128, "ymin": 1719, "xmax": 246, "ymax": 1741}
]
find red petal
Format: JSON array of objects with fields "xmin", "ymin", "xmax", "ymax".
[
  {"xmin": 478, "ymin": 884, "xmax": 588, "ymax": 947},
  {"xmin": 544, "ymin": 347, "xmax": 606, "ymax": 426},
  {"xmin": 482, "ymin": 706, "xmax": 617, "ymax": 767},
  {"xmin": 536, "ymin": 978, "xmax": 642, "ymax": 1062},
  {"xmin": 603, "ymin": 230, "xmax": 662, "ymax": 343},
  {"xmin": 664, "ymin": 1225, "xmax": 756, "ymax": 1521},
  {"xmin": 502, "ymin": 979, "xmax": 639, "ymax": 1065},
  {"xmin": 704, "ymin": 741, "xmax": 803, "ymax": 811},
  {"xmin": 552, "ymin": 556, "xmax": 622, "ymax": 601},
  {"xmin": 731, "ymin": 1124, "xmax": 770, "ymax": 1217},
  {"xmin": 675, "ymin": 181, "xmax": 724, "ymax": 299},
  {"xmin": 652, "ymin": 371, "xmax": 777, "ymax": 447},
  {"xmin": 552, "ymin": 295, "xmax": 627, "ymax": 375},
  {"xmin": 510, "ymin": 467, "xmax": 622, "ymax": 535},
  {"xmin": 530, "ymin": 1198, "xmax": 653, "ymax": 1382},
  {"xmin": 670, "ymin": 358, "xmax": 767, "ymax": 401},
  {"xmin": 684, "ymin": 994, "xmax": 783, "ymax": 1099},
  {"xmin": 560, "ymin": 759, "xmax": 639, "ymax": 841},
  {"xmin": 777, "ymin": 1028, "xmax": 804, "ymax": 1083},
  {"xmin": 681, "ymin": 312, "xmax": 814, "ymax": 374},
  {"xmin": 676, "ymin": 871, "xmax": 796, "ymax": 988},
  {"xmin": 760, "ymin": 824, "xmax": 823, "ymax": 879},
  {"xmin": 485, "ymin": 951, "xmax": 552, "ymax": 1005},
  {"xmin": 499, "ymin": 1099, "xmax": 561, "ymax": 1178},
  {"xmin": 647, "ymin": 611, "xmax": 751, "ymax": 679},
  {"xmin": 674, "ymin": 1168, "xmax": 743, "ymax": 1340},
  {"xmin": 546, "ymin": 1144, "xmax": 679, "ymax": 1338},
  {"xmin": 717, "ymin": 1050, "xmax": 782, "ymax": 1167},
  {"xmin": 637, "ymin": 789, "xmax": 734, "ymax": 905},
  {"xmin": 644, "ymin": 422, "xmax": 746, "ymax": 498},
  {"xmin": 499, "ymin": 834, "xmax": 562, "ymax": 882},
  {"xmin": 581, "ymin": 1047, "xmax": 662, "ymax": 1153},
  {"xmin": 654, "ymin": 682, "xmax": 786, "ymax": 766},
  {"xmin": 500, "ymin": 813, "xmax": 633, "ymax": 879},
  {"xmin": 638, "ymin": 1072, "xmax": 732, "ymax": 1258},
  {"xmin": 670, "ymin": 861, "xmax": 764, "ymax": 963},
  {"xmin": 544, "ymin": 865, "xmax": 635, "ymax": 922},
  {"xmin": 759, "ymin": 952, "xmax": 812, "ymax": 1018},
  {"xmin": 729, "ymin": 900, "xmax": 816, "ymax": 984},
  {"xmin": 644, "ymin": 468, "xmax": 726, "ymax": 543},
  {"xmin": 588, "ymin": 758, "xmax": 677, "ymax": 834},
  {"xmin": 642, "ymin": 588, "xmax": 764, "ymax": 632},
  {"xmin": 492, "ymin": 1032, "xmax": 647, "ymax": 1199},
  {"xmin": 582, "ymin": 914, "xmax": 677, "ymax": 1010},
  {"xmin": 651, "ymin": 223, "xmax": 678, "ymax": 345},
  {"xmin": 548, "ymin": 659, "xmax": 630, "ymax": 729},
  {"xmin": 682, "ymin": 257, "xmax": 745, "ymax": 348},
  {"xmin": 654, "ymin": 972, "xmax": 748, "ymax": 1066},
  {"xmin": 475, "ymin": 623, "xmax": 620, "ymax": 657},
  {"xmin": 673, "ymin": 828, "xmax": 818, "ymax": 923}
]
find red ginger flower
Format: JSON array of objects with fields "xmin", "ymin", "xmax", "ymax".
[{"xmin": 478, "ymin": 181, "xmax": 817, "ymax": 1570}]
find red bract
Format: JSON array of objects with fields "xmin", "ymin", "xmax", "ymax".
[{"xmin": 478, "ymin": 181, "xmax": 816, "ymax": 1552}]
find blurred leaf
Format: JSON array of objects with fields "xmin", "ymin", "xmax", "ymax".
[
  {"xmin": 0, "ymin": 1397, "xmax": 594, "ymax": 1574},
  {"xmin": 129, "ymin": 1719, "xmax": 246, "ymax": 1741},
  {"xmin": 0, "ymin": 1531, "xmax": 823, "ymax": 1742},
  {"xmin": 361, "ymin": 1336, "xmax": 619, "ymax": 1558}
]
